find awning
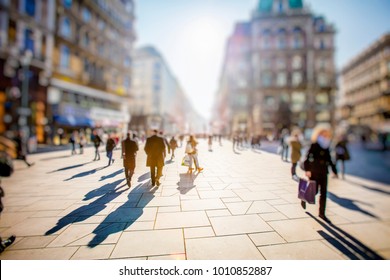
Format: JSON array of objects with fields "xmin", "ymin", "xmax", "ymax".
[{"xmin": 54, "ymin": 115, "xmax": 94, "ymax": 127}]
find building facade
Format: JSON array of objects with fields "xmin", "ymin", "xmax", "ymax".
[
  {"xmin": 339, "ymin": 33, "xmax": 390, "ymax": 134},
  {"xmin": 131, "ymin": 46, "xmax": 203, "ymax": 136},
  {"xmin": 213, "ymin": 0, "xmax": 336, "ymax": 137},
  {"xmin": 0, "ymin": 0, "xmax": 136, "ymax": 144}
]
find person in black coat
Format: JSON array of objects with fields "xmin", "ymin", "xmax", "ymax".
[
  {"xmin": 106, "ymin": 134, "xmax": 116, "ymax": 166},
  {"xmin": 303, "ymin": 124, "xmax": 338, "ymax": 223},
  {"xmin": 92, "ymin": 130, "xmax": 103, "ymax": 161},
  {"xmin": 144, "ymin": 130, "xmax": 166, "ymax": 187},
  {"xmin": 13, "ymin": 131, "xmax": 34, "ymax": 167},
  {"xmin": 122, "ymin": 132, "xmax": 139, "ymax": 187},
  {"xmin": 335, "ymin": 136, "xmax": 350, "ymax": 179}
]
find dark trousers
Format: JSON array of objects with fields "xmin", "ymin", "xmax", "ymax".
[
  {"xmin": 291, "ymin": 163, "xmax": 297, "ymax": 176},
  {"xmin": 94, "ymin": 147, "xmax": 100, "ymax": 160},
  {"xmin": 124, "ymin": 166, "xmax": 134, "ymax": 181},
  {"xmin": 312, "ymin": 176, "xmax": 328, "ymax": 216},
  {"xmin": 150, "ymin": 165, "xmax": 163, "ymax": 185}
]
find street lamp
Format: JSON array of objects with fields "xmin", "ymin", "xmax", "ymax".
[{"xmin": 18, "ymin": 49, "xmax": 33, "ymax": 141}]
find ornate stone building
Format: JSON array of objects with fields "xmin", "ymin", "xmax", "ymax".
[
  {"xmin": 214, "ymin": 0, "xmax": 336, "ymax": 137},
  {"xmin": 0, "ymin": 0, "xmax": 136, "ymax": 143},
  {"xmin": 339, "ymin": 33, "xmax": 390, "ymax": 134}
]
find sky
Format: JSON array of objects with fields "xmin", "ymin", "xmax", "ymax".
[{"xmin": 134, "ymin": 0, "xmax": 390, "ymax": 121}]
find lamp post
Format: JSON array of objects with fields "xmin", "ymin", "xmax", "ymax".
[{"xmin": 18, "ymin": 50, "xmax": 33, "ymax": 141}]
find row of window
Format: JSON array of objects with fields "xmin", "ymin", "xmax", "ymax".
[
  {"xmin": 59, "ymin": 16, "xmax": 130, "ymax": 67},
  {"xmin": 259, "ymin": 72, "xmax": 330, "ymax": 87},
  {"xmin": 59, "ymin": 44, "xmax": 131, "ymax": 89}
]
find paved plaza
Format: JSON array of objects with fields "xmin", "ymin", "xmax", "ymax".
[{"xmin": 0, "ymin": 140, "xmax": 389, "ymax": 260}]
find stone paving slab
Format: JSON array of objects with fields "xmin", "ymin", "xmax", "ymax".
[{"xmin": 1, "ymin": 140, "xmax": 389, "ymax": 260}]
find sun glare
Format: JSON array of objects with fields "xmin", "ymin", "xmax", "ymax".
[{"xmin": 187, "ymin": 17, "xmax": 224, "ymax": 55}]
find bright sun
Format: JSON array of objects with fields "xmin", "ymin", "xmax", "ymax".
[{"xmin": 187, "ymin": 17, "xmax": 224, "ymax": 55}]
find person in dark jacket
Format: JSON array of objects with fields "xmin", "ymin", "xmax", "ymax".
[
  {"xmin": 144, "ymin": 130, "xmax": 166, "ymax": 187},
  {"xmin": 106, "ymin": 134, "xmax": 116, "ymax": 166},
  {"xmin": 169, "ymin": 136, "xmax": 178, "ymax": 160},
  {"xmin": 92, "ymin": 130, "xmax": 103, "ymax": 161},
  {"xmin": 13, "ymin": 131, "xmax": 34, "ymax": 167},
  {"xmin": 335, "ymin": 136, "xmax": 351, "ymax": 179},
  {"xmin": 122, "ymin": 132, "xmax": 139, "ymax": 187},
  {"xmin": 303, "ymin": 124, "xmax": 338, "ymax": 223}
]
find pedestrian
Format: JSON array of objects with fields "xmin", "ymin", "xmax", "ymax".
[
  {"xmin": 79, "ymin": 131, "xmax": 86, "ymax": 154},
  {"xmin": 69, "ymin": 130, "xmax": 77, "ymax": 155},
  {"xmin": 280, "ymin": 129, "xmax": 290, "ymax": 162},
  {"xmin": 185, "ymin": 135, "xmax": 204, "ymax": 173},
  {"xmin": 106, "ymin": 134, "xmax": 116, "ymax": 166},
  {"xmin": 144, "ymin": 130, "xmax": 166, "ymax": 187},
  {"xmin": 303, "ymin": 124, "xmax": 338, "ymax": 223},
  {"xmin": 122, "ymin": 132, "xmax": 139, "ymax": 187},
  {"xmin": 289, "ymin": 131, "xmax": 302, "ymax": 181},
  {"xmin": 159, "ymin": 131, "xmax": 170, "ymax": 156},
  {"xmin": 335, "ymin": 135, "xmax": 351, "ymax": 179},
  {"xmin": 92, "ymin": 130, "xmax": 103, "ymax": 161},
  {"xmin": 0, "ymin": 135, "xmax": 17, "ymax": 253},
  {"xmin": 169, "ymin": 136, "xmax": 178, "ymax": 160},
  {"xmin": 208, "ymin": 135, "xmax": 213, "ymax": 152},
  {"xmin": 13, "ymin": 131, "xmax": 34, "ymax": 167}
]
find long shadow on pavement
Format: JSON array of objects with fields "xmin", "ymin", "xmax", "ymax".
[
  {"xmin": 137, "ymin": 172, "xmax": 150, "ymax": 182},
  {"xmin": 345, "ymin": 179, "xmax": 390, "ymax": 195},
  {"xmin": 45, "ymin": 179, "xmax": 128, "ymax": 235},
  {"xmin": 306, "ymin": 212, "xmax": 384, "ymax": 259},
  {"xmin": 64, "ymin": 166, "xmax": 108, "ymax": 181},
  {"xmin": 87, "ymin": 181, "xmax": 157, "ymax": 248},
  {"xmin": 328, "ymin": 192, "xmax": 378, "ymax": 219},
  {"xmin": 177, "ymin": 172, "xmax": 199, "ymax": 194},
  {"xmin": 47, "ymin": 161, "xmax": 94, "ymax": 174},
  {"xmin": 99, "ymin": 169, "xmax": 123, "ymax": 181}
]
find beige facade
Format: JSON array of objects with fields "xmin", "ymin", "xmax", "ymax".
[
  {"xmin": 339, "ymin": 33, "xmax": 390, "ymax": 133},
  {"xmin": 213, "ymin": 0, "xmax": 336, "ymax": 137}
]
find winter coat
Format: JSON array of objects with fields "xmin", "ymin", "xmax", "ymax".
[{"xmin": 144, "ymin": 135, "xmax": 166, "ymax": 167}]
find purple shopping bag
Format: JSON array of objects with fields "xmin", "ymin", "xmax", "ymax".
[{"xmin": 298, "ymin": 178, "xmax": 316, "ymax": 204}]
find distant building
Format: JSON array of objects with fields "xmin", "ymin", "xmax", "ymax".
[
  {"xmin": 339, "ymin": 33, "xmax": 390, "ymax": 134},
  {"xmin": 131, "ymin": 46, "xmax": 203, "ymax": 135},
  {"xmin": 213, "ymin": 0, "xmax": 337, "ymax": 137},
  {"xmin": 0, "ymin": 0, "xmax": 136, "ymax": 143}
]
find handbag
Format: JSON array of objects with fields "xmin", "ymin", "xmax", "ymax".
[
  {"xmin": 0, "ymin": 151, "xmax": 14, "ymax": 177},
  {"xmin": 298, "ymin": 178, "xmax": 316, "ymax": 204},
  {"xmin": 181, "ymin": 155, "xmax": 191, "ymax": 167}
]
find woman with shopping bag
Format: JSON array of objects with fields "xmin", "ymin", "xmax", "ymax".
[
  {"xmin": 184, "ymin": 135, "xmax": 204, "ymax": 174},
  {"xmin": 302, "ymin": 124, "xmax": 338, "ymax": 223}
]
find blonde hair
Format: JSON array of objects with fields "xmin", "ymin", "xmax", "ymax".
[{"xmin": 311, "ymin": 123, "xmax": 332, "ymax": 143}]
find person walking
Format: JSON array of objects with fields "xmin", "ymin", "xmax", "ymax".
[
  {"xmin": 208, "ymin": 135, "xmax": 213, "ymax": 152},
  {"xmin": 69, "ymin": 130, "xmax": 77, "ymax": 155},
  {"xmin": 0, "ymin": 135, "xmax": 17, "ymax": 253},
  {"xmin": 335, "ymin": 135, "xmax": 350, "ymax": 179},
  {"xmin": 144, "ymin": 130, "xmax": 166, "ymax": 187},
  {"xmin": 289, "ymin": 132, "xmax": 302, "ymax": 181},
  {"xmin": 303, "ymin": 124, "xmax": 338, "ymax": 223},
  {"xmin": 122, "ymin": 132, "xmax": 139, "ymax": 187},
  {"xmin": 79, "ymin": 131, "xmax": 86, "ymax": 154},
  {"xmin": 280, "ymin": 129, "xmax": 290, "ymax": 162},
  {"xmin": 106, "ymin": 134, "xmax": 116, "ymax": 166},
  {"xmin": 92, "ymin": 130, "xmax": 103, "ymax": 161},
  {"xmin": 185, "ymin": 135, "xmax": 204, "ymax": 173},
  {"xmin": 13, "ymin": 131, "xmax": 34, "ymax": 167},
  {"xmin": 169, "ymin": 136, "xmax": 178, "ymax": 160}
]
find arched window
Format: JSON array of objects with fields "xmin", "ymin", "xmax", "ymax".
[
  {"xmin": 60, "ymin": 17, "xmax": 72, "ymax": 38},
  {"xmin": 262, "ymin": 29, "xmax": 272, "ymax": 49},
  {"xmin": 292, "ymin": 27, "xmax": 304, "ymax": 49},
  {"xmin": 277, "ymin": 29, "xmax": 287, "ymax": 49}
]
